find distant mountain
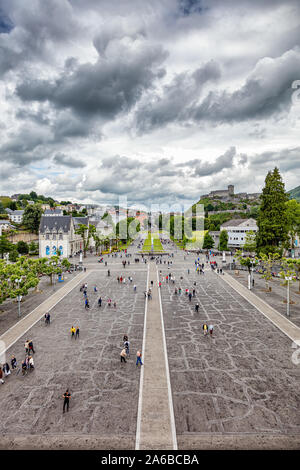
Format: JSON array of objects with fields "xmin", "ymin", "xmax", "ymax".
[{"xmin": 288, "ymin": 186, "xmax": 300, "ymax": 202}]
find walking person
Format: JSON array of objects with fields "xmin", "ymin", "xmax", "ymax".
[
  {"xmin": 28, "ymin": 356, "xmax": 34, "ymax": 370},
  {"xmin": 0, "ymin": 366, "xmax": 4, "ymax": 384},
  {"xmin": 208, "ymin": 324, "xmax": 214, "ymax": 337},
  {"xmin": 120, "ymin": 348, "xmax": 127, "ymax": 363},
  {"xmin": 11, "ymin": 356, "xmax": 17, "ymax": 370},
  {"xmin": 24, "ymin": 340, "xmax": 30, "ymax": 355},
  {"xmin": 98, "ymin": 296, "xmax": 102, "ymax": 307},
  {"xmin": 3, "ymin": 362, "xmax": 10, "ymax": 377},
  {"xmin": 195, "ymin": 303, "xmax": 199, "ymax": 313},
  {"xmin": 62, "ymin": 389, "xmax": 71, "ymax": 413},
  {"xmin": 85, "ymin": 298, "xmax": 90, "ymax": 309},
  {"xmin": 136, "ymin": 350, "xmax": 143, "ymax": 367},
  {"xmin": 203, "ymin": 323, "xmax": 208, "ymax": 336},
  {"xmin": 28, "ymin": 340, "xmax": 35, "ymax": 354},
  {"xmin": 75, "ymin": 326, "xmax": 80, "ymax": 339},
  {"xmin": 70, "ymin": 326, "xmax": 76, "ymax": 339}
]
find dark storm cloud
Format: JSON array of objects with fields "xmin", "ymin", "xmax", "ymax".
[
  {"xmin": 136, "ymin": 48, "xmax": 300, "ymax": 133},
  {"xmin": 0, "ymin": 127, "xmax": 51, "ymax": 165},
  {"xmin": 191, "ymin": 48, "xmax": 300, "ymax": 124},
  {"xmin": 136, "ymin": 60, "xmax": 221, "ymax": 132},
  {"xmin": 53, "ymin": 152, "xmax": 86, "ymax": 168},
  {"xmin": 0, "ymin": 0, "xmax": 80, "ymax": 76},
  {"xmin": 16, "ymin": 41, "xmax": 168, "ymax": 120},
  {"xmin": 250, "ymin": 147, "xmax": 300, "ymax": 172},
  {"xmin": 177, "ymin": 146, "xmax": 236, "ymax": 177},
  {"xmin": 51, "ymin": 112, "xmax": 93, "ymax": 140},
  {"xmin": 0, "ymin": 8, "xmax": 13, "ymax": 33},
  {"xmin": 178, "ymin": 0, "xmax": 205, "ymax": 16}
]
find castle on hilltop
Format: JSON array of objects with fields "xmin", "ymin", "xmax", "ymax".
[{"xmin": 201, "ymin": 185, "xmax": 260, "ymax": 201}]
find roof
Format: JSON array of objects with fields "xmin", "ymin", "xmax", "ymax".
[
  {"xmin": 5, "ymin": 208, "xmax": 13, "ymax": 213},
  {"xmin": 44, "ymin": 209, "xmax": 63, "ymax": 215},
  {"xmin": 0, "ymin": 219, "xmax": 10, "ymax": 224},
  {"xmin": 39, "ymin": 215, "xmax": 72, "ymax": 233},
  {"xmin": 10, "ymin": 210, "xmax": 24, "ymax": 215},
  {"xmin": 221, "ymin": 218, "xmax": 257, "ymax": 228},
  {"xmin": 73, "ymin": 217, "xmax": 89, "ymax": 227}
]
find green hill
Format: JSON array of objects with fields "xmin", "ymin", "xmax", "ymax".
[{"xmin": 288, "ymin": 186, "xmax": 300, "ymax": 202}]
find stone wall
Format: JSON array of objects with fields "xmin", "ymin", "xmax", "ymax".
[{"xmin": 8, "ymin": 232, "xmax": 38, "ymax": 243}]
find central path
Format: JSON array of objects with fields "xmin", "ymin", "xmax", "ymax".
[{"xmin": 136, "ymin": 261, "xmax": 177, "ymax": 450}]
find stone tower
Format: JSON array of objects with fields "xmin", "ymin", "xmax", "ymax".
[{"xmin": 228, "ymin": 185, "xmax": 234, "ymax": 196}]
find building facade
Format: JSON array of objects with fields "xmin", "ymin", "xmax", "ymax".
[
  {"xmin": 220, "ymin": 218, "xmax": 258, "ymax": 248},
  {"xmin": 39, "ymin": 215, "xmax": 86, "ymax": 258}
]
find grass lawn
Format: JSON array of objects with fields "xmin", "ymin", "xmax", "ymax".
[{"xmin": 142, "ymin": 232, "xmax": 164, "ymax": 252}]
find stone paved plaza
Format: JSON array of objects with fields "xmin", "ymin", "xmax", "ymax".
[
  {"xmin": 0, "ymin": 265, "xmax": 148, "ymax": 449},
  {"xmin": 159, "ymin": 258, "xmax": 300, "ymax": 447},
  {"xmin": 0, "ymin": 247, "xmax": 299, "ymax": 449}
]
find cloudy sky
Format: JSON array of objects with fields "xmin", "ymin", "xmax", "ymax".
[{"xmin": 0, "ymin": 0, "xmax": 300, "ymax": 209}]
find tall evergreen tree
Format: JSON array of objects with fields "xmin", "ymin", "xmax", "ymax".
[
  {"xmin": 218, "ymin": 230, "xmax": 228, "ymax": 251},
  {"xmin": 256, "ymin": 167, "xmax": 289, "ymax": 254},
  {"xmin": 23, "ymin": 204, "xmax": 43, "ymax": 233}
]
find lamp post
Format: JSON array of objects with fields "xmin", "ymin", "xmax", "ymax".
[
  {"xmin": 16, "ymin": 278, "xmax": 22, "ymax": 317},
  {"xmin": 285, "ymin": 276, "xmax": 292, "ymax": 317}
]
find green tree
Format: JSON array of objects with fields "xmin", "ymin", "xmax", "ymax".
[
  {"xmin": 0, "ymin": 257, "xmax": 39, "ymax": 306},
  {"xmin": 17, "ymin": 241, "xmax": 29, "ymax": 255},
  {"xmin": 256, "ymin": 167, "xmax": 289, "ymax": 254},
  {"xmin": 29, "ymin": 191, "xmax": 38, "ymax": 200},
  {"xmin": 259, "ymin": 252, "xmax": 280, "ymax": 292},
  {"xmin": 62, "ymin": 258, "xmax": 71, "ymax": 271},
  {"xmin": 29, "ymin": 241, "xmax": 38, "ymax": 253},
  {"xmin": 203, "ymin": 232, "xmax": 214, "ymax": 249},
  {"xmin": 75, "ymin": 224, "xmax": 95, "ymax": 258},
  {"xmin": 279, "ymin": 258, "xmax": 296, "ymax": 305},
  {"xmin": 0, "ymin": 234, "xmax": 12, "ymax": 258},
  {"xmin": 9, "ymin": 200, "xmax": 17, "ymax": 210},
  {"xmin": 218, "ymin": 230, "xmax": 228, "ymax": 251},
  {"xmin": 9, "ymin": 247, "xmax": 19, "ymax": 262},
  {"xmin": 285, "ymin": 199, "xmax": 300, "ymax": 250},
  {"xmin": 285, "ymin": 259, "xmax": 300, "ymax": 293},
  {"xmin": 23, "ymin": 204, "xmax": 43, "ymax": 233},
  {"xmin": 242, "ymin": 230, "xmax": 257, "ymax": 253}
]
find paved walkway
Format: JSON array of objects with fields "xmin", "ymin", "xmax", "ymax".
[
  {"xmin": 136, "ymin": 261, "xmax": 177, "ymax": 450},
  {"xmin": 220, "ymin": 272, "xmax": 300, "ymax": 344},
  {"xmin": 0, "ymin": 270, "xmax": 89, "ymax": 359}
]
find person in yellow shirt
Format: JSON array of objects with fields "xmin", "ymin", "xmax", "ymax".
[{"xmin": 70, "ymin": 326, "xmax": 76, "ymax": 339}]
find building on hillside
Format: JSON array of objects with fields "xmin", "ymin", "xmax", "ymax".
[
  {"xmin": 41, "ymin": 204, "xmax": 51, "ymax": 210},
  {"xmin": 202, "ymin": 185, "xmax": 234, "ymax": 200},
  {"xmin": 201, "ymin": 185, "xmax": 261, "ymax": 202},
  {"xmin": 39, "ymin": 215, "xmax": 85, "ymax": 258},
  {"xmin": 220, "ymin": 218, "xmax": 258, "ymax": 248},
  {"xmin": 11, "ymin": 194, "xmax": 21, "ymax": 201},
  {"xmin": 6, "ymin": 210, "xmax": 24, "ymax": 223},
  {"xmin": 44, "ymin": 208, "xmax": 63, "ymax": 216},
  {"xmin": 0, "ymin": 220, "xmax": 15, "ymax": 236},
  {"xmin": 27, "ymin": 200, "xmax": 35, "ymax": 205}
]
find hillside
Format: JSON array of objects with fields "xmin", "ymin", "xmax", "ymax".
[{"xmin": 288, "ymin": 186, "xmax": 300, "ymax": 202}]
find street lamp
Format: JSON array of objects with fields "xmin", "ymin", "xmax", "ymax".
[
  {"xmin": 16, "ymin": 278, "xmax": 22, "ymax": 317},
  {"xmin": 285, "ymin": 276, "xmax": 292, "ymax": 317}
]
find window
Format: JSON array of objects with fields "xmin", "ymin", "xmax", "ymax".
[
  {"xmin": 46, "ymin": 233, "xmax": 49, "ymax": 240},
  {"xmin": 53, "ymin": 234, "xmax": 56, "ymax": 240},
  {"xmin": 59, "ymin": 233, "xmax": 63, "ymax": 240}
]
